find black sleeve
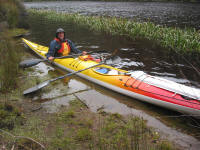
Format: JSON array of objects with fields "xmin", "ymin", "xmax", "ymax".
[
  {"xmin": 67, "ymin": 40, "xmax": 82, "ymax": 54},
  {"xmin": 46, "ymin": 40, "xmax": 57, "ymax": 58}
]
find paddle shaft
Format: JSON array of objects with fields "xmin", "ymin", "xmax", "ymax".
[
  {"xmin": 19, "ymin": 54, "xmax": 82, "ymax": 68},
  {"xmin": 19, "ymin": 50, "xmax": 107, "ymax": 68},
  {"xmin": 42, "ymin": 54, "xmax": 82, "ymax": 61},
  {"xmin": 44, "ymin": 50, "xmax": 106, "ymax": 60},
  {"xmin": 23, "ymin": 55, "xmax": 120, "ymax": 95},
  {"xmin": 50, "ymin": 62, "xmax": 104, "ymax": 82}
]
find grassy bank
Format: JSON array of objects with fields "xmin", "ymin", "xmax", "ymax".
[
  {"xmin": 0, "ymin": 97, "xmax": 176, "ymax": 150},
  {"xmin": 29, "ymin": 9, "xmax": 200, "ymax": 55}
]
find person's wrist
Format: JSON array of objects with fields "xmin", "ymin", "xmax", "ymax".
[
  {"xmin": 48, "ymin": 56, "xmax": 54, "ymax": 60},
  {"xmin": 82, "ymin": 51, "xmax": 87, "ymax": 55}
]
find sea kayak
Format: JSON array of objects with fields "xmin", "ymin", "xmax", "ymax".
[{"xmin": 22, "ymin": 38, "xmax": 200, "ymax": 118}]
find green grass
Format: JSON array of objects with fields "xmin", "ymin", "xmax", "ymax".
[
  {"xmin": 75, "ymin": 127, "xmax": 93, "ymax": 141},
  {"xmin": 0, "ymin": 102, "xmax": 24, "ymax": 130},
  {"xmin": 29, "ymin": 9, "xmax": 200, "ymax": 55},
  {"xmin": 1, "ymin": 99, "xmax": 175, "ymax": 150}
]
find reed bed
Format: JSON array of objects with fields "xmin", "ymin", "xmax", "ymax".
[{"xmin": 29, "ymin": 9, "xmax": 200, "ymax": 54}]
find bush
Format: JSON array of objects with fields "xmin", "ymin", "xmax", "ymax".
[
  {"xmin": 0, "ymin": 0, "xmax": 28, "ymax": 29},
  {"xmin": 0, "ymin": 32, "xmax": 21, "ymax": 92}
]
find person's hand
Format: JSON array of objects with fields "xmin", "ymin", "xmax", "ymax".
[
  {"xmin": 82, "ymin": 51, "xmax": 87, "ymax": 55},
  {"xmin": 48, "ymin": 56, "xmax": 54, "ymax": 61}
]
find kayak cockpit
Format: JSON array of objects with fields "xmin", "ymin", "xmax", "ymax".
[{"xmin": 93, "ymin": 67, "xmax": 126, "ymax": 76}]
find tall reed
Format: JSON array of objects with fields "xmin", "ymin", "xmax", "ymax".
[{"xmin": 29, "ymin": 9, "xmax": 200, "ymax": 55}]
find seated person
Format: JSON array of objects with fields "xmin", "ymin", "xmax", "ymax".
[{"xmin": 46, "ymin": 28, "xmax": 86, "ymax": 60}]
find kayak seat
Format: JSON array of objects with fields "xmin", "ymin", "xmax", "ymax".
[{"xmin": 96, "ymin": 68, "xmax": 109, "ymax": 74}]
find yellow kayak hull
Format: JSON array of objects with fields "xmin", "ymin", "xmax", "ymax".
[{"xmin": 22, "ymin": 38, "xmax": 200, "ymax": 117}]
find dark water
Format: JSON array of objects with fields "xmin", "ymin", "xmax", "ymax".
[
  {"xmin": 24, "ymin": 1, "xmax": 200, "ymax": 88},
  {"xmin": 24, "ymin": 1, "xmax": 200, "ymax": 29},
  {"xmin": 23, "ymin": 2, "xmax": 200, "ymax": 149},
  {"xmin": 27, "ymin": 13, "xmax": 200, "ymax": 89}
]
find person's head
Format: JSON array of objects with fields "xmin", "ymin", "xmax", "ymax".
[{"xmin": 56, "ymin": 28, "xmax": 65, "ymax": 40}]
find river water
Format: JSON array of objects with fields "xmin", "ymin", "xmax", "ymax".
[
  {"xmin": 24, "ymin": 1, "xmax": 200, "ymax": 29},
  {"xmin": 24, "ymin": 1, "xmax": 200, "ymax": 149},
  {"xmin": 24, "ymin": 1, "xmax": 200, "ymax": 88}
]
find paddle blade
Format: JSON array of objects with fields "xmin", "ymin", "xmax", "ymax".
[
  {"xmin": 19, "ymin": 59, "xmax": 43, "ymax": 68},
  {"xmin": 23, "ymin": 80, "xmax": 50, "ymax": 95},
  {"xmin": 105, "ymin": 56, "xmax": 121, "ymax": 65}
]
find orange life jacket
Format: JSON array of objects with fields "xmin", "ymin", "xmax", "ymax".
[{"xmin": 55, "ymin": 38, "xmax": 71, "ymax": 56}]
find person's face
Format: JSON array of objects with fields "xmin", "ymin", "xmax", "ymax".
[{"xmin": 58, "ymin": 32, "xmax": 64, "ymax": 40}]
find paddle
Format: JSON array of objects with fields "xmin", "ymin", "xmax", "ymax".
[
  {"xmin": 23, "ymin": 56, "xmax": 121, "ymax": 95},
  {"xmin": 13, "ymin": 32, "xmax": 31, "ymax": 38},
  {"xmin": 19, "ymin": 50, "xmax": 106, "ymax": 68},
  {"xmin": 19, "ymin": 54, "xmax": 79, "ymax": 68}
]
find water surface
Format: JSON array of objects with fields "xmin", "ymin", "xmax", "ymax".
[{"xmin": 24, "ymin": 1, "xmax": 200, "ymax": 29}]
